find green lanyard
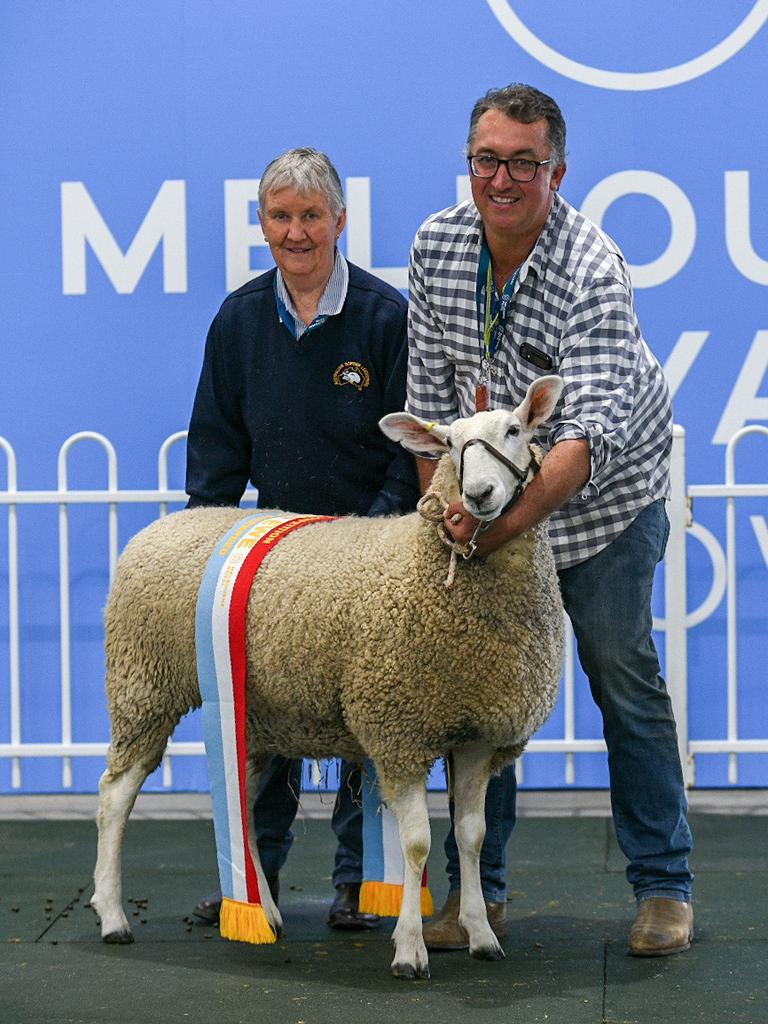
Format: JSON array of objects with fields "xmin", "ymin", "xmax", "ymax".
[
  {"xmin": 476, "ymin": 243, "xmax": 520, "ymax": 376},
  {"xmin": 475, "ymin": 242, "xmax": 520, "ymax": 411}
]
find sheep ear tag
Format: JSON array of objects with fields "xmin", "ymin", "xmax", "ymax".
[
  {"xmin": 379, "ymin": 412, "xmax": 448, "ymax": 458},
  {"xmin": 195, "ymin": 510, "xmax": 335, "ymax": 945}
]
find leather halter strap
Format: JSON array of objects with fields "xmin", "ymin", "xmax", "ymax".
[{"xmin": 458, "ymin": 438, "xmax": 539, "ymax": 518}]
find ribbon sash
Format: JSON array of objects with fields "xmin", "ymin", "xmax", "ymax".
[
  {"xmin": 196, "ymin": 508, "xmax": 432, "ymax": 937},
  {"xmin": 196, "ymin": 510, "xmax": 333, "ymax": 942}
]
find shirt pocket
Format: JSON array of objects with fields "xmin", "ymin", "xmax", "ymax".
[{"xmin": 507, "ymin": 315, "xmax": 558, "ymax": 371}]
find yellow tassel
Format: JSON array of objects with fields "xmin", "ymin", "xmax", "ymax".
[
  {"xmin": 219, "ymin": 897, "xmax": 276, "ymax": 944},
  {"xmin": 358, "ymin": 881, "xmax": 434, "ymax": 918},
  {"xmin": 358, "ymin": 881, "xmax": 401, "ymax": 917}
]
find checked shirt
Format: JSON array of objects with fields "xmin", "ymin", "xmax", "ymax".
[{"xmin": 406, "ymin": 193, "xmax": 672, "ymax": 570}]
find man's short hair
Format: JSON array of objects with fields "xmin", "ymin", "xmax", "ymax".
[
  {"xmin": 258, "ymin": 148, "xmax": 345, "ymax": 218},
  {"xmin": 467, "ymin": 84, "xmax": 566, "ymax": 166}
]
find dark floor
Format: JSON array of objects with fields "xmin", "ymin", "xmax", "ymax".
[{"xmin": 1, "ymin": 812, "xmax": 766, "ymax": 1024}]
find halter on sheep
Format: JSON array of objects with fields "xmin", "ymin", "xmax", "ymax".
[
  {"xmin": 382, "ymin": 374, "xmax": 563, "ymax": 579},
  {"xmin": 90, "ymin": 374, "xmax": 564, "ymax": 981}
]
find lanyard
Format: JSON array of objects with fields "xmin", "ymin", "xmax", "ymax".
[
  {"xmin": 476, "ymin": 242, "xmax": 519, "ymax": 366},
  {"xmin": 273, "ymin": 276, "xmax": 329, "ymax": 340},
  {"xmin": 475, "ymin": 241, "xmax": 520, "ymax": 409}
]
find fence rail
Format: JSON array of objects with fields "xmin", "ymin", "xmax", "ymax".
[{"xmin": 1, "ymin": 426, "xmax": 766, "ymax": 791}]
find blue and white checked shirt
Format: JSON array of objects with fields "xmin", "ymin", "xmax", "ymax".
[{"xmin": 406, "ymin": 194, "xmax": 672, "ymax": 570}]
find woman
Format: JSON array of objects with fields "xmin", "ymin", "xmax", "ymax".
[{"xmin": 186, "ymin": 147, "xmax": 418, "ymax": 929}]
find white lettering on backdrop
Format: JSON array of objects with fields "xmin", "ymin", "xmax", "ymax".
[
  {"xmin": 60, "ymin": 173, "xmax": 768, "ymax": 443},
  {"xmin": 61, "ymin": 181, "xmax": 187, "ymax": 295},
  {"xmin": 61, "ymin": 172, "xmax": 766, "ymax": 295}
]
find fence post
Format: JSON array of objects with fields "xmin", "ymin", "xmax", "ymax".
[
  {"xmin": 665, "ymin": 425, "xmax": 693, "ymax": 787},
  {"xmin": 57, "ymin": 432, "xmax": 119, "ymax": 788},
  {"xmin": 0, "ymin": 438, "xmax": 21, "ymax": 788}
]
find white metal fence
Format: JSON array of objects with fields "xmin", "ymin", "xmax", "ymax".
[
  {"xmin": 675, "ymin": 424, "xmax": 768, "ymax": 785},
  {"xmin": 0, "ymin": 426, "xmax": 766, "ymax": 791}
]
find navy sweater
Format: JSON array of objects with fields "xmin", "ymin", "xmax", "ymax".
[{"xmin": 186, "ymin": 262, "xmax": 419, "ymax": 517}]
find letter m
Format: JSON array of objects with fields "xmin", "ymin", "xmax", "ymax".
[{"xmin": 61, "ymin": 181, "xmax": 187, "ymax": 294}]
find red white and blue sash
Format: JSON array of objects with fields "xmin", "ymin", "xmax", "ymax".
[
  {"xmin": 196, "ymin": 511, "xmax": 333, "ymax": 943},
  {"xmin": 195, "ymin": 510, "xmax": 433, "ymax": 943}
]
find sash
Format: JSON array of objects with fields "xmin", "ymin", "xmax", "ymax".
[
  {"xmin": 196, "ymin": 510, "xmax": 433, "ymax": 943},
  {"xmin": 359, "ymin": 759, "xmax": 434, "ymax": 917},
  {"xmin": 196, "ymin": 510, "xmax": 333, "ymax": 944}
]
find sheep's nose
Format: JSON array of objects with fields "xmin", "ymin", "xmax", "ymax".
[{"xmin": 465, "ymin": 484, "xmax": 494, "ymax": 507}]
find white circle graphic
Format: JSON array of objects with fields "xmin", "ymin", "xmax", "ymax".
[
  {"xmin": 653, "ymin": 522, "xmax": 726, "ymax": 633},
  {"xmin": 580, "ymin": 171, "xmax": 696, "ymax": 288},
  {"xmin": 486, "ymin": 0, "xmax": 768, "ymax": 91}
]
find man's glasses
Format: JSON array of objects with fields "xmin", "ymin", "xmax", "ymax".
[{"xmin": 468, "ymin": 154, "xmax": 553, "ymax": 183}]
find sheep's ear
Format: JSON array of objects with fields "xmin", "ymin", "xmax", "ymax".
[
  {"xmin": 379, "ymin": 412, "xmax": 449, "ymax": 457},
  {"xmin": 516, "ymin": 376, "xmax": 563, "ymax": 431}
]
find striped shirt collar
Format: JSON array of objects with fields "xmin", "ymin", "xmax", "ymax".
[{"xmin": 275, "ymin": 249, "xmax": 349, "ymax": 339}]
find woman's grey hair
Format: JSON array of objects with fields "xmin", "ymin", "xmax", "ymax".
[
  {"xmin": 466, "ymin": 84, "xmax": 566, "ymax": 166},
  {"xmin": 258, "ymin": 148, "xmax": 345, "ymax": 218}
]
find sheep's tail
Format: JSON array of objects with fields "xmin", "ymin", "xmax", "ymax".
[{"xmin": 416, "ymin": 490, "xmax": 473, "ymax": 589}]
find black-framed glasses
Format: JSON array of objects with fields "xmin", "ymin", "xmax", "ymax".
[{"xmin": 468, "ymin": 154, "xmax": 553, "ymax": 183}]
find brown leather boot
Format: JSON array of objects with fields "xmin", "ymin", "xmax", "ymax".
[
  {"xmin": 422, "ymin": 889, "xmax": 507, "ymax": 951},
  {"xmin": 628, "ymin": 897, "xmax": 694, "ymax": 956}
]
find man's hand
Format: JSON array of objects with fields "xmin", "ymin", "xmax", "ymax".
[
  {"xmin": 441, "ymin": 439, "xmax": 591, "ymax": 557},
  {"xmin": 443, "ymin": 501, "xmax": 511, "ymax": 557}
]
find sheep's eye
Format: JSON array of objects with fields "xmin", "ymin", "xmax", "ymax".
[
  {"xmin": 445, "ymin": 437, "xmax": 453, "ymax": 449},
  {"xmin": 506, "ymin": 425, "xmax": 520, "ymax": 438}
]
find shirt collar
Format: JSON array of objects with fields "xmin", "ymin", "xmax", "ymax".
[
  {"xmin": 467, "ymin": 192, "xmax": 564, "ymax": 286},
  {"xmin": 522, "ymin": 192, "xmax": 563, "ymax": 283},
  {"xmin": 275, "ymin": 250, "xmax": 349, "ymax": 339}
]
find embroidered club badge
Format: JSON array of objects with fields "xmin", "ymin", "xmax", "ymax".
[{"xmin": 332, "ymin": 361, "xmax": 370, "ymax": 391}]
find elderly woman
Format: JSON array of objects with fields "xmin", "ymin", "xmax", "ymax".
[{"xmin": 186, "ymin": 148, "xmax": 418, "ymax": 928}]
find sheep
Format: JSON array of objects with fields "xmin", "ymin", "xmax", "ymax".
[{"xmin": 91, "ymin": 374, "xmax": 565, "ymax": 980}]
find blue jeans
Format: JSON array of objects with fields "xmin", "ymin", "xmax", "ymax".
[
  {"xmin": 444, "ymin": 499, "xmax": 693, "ymax": 903},
  {"xmin": 253, "ymin": 757, "xmax": 364, "ymax": 888}
]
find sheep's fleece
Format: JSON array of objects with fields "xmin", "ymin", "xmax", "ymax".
[{"xmin": 104, "ymin": 454, "xmax": 563, "ymax": 795}]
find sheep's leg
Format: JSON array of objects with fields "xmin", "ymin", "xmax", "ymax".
[
  {"xmin": 452, "ymin": 744, "xmax": 505, "ymax": 961},
  {"xmin": 244, "ymin": 759, "xmax": 283, "ymax": 939},
  {"xmin": 91, "ymin": 761, "xmax": 150, "ymax": 943},
  {"xmin": 387, "ymin": 777, "xmax": 431, "ymax": 980}
]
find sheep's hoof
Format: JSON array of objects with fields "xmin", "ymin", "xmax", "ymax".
[
  {"xmin": 103, "ymin": 929, "xmax": 134, "ymax": 945},
  {"xmin": 470, "ymin": 942, "xmax": 505, "ymax": 962},
  {"xmin": 391, "ymin": 961, "xmax": 430, "ymax": 981}
]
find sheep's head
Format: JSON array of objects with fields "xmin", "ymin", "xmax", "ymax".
[{"xmin": 380, "ymin": 375, "xmax": 563, "ymax": 522}]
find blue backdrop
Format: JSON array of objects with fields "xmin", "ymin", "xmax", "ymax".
[{"xmin": 1, "ymin": 1, "xmax": 767, "ymax": 792}]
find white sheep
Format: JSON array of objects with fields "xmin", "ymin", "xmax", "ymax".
[{"xmin": 91, "ymin": 374, "xmax": 565, "ymax": 980}]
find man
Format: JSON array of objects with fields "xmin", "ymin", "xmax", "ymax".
[
  {"xmin": 407, "ymin": 84, "xmax": 693, "ymax": 957},
  {"xmin": 186, "ymin": 147, "xmax": 418, "ymax": 929}
]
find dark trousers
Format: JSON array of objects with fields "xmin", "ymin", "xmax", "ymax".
[
  {"xmin": 443, "ymin": 500, "xmax": 694, "ymax": 902},
  {"xmin": 253, "ymin": 757, "xmax": 364, "ymax": 887}
]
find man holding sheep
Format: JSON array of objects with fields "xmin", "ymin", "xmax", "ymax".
[
  {"xmin": 185, "ymin": 147, "xmax": 419, "ymax": 931},
  {"xmin": 408, "ymin": 83, "xmax": 694, "ymax": 957}
]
